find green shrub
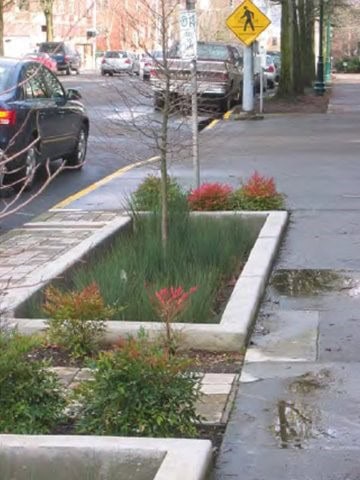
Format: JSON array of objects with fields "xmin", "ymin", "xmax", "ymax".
[
  {"xmin": 0, "ymin": 332, "xmax": 65, "ymax": 434},
  {"xmin": 131, "ymin": 175, "xmax": 187, "ymax": 211},
  {"xmin": 74, "ymin": 333, "xmax": 201, "ymax": 437},
  {"xmin": 43, "ymin": 283, "xmax": 114, "ymax": 360}
]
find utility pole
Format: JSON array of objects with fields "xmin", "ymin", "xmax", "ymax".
[{"xmin": 186, "ymin": 0, "xmax": 200, "ymax": 188}]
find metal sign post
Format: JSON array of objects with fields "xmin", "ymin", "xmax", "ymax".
[
  {"xmin": 180, "ymin": 8, "xmax": 199, "ymax": 188},
  {"xmin": 226, "ymin": 0, "xmax": 271, "ymax": 114}
]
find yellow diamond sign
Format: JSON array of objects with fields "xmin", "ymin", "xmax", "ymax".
[{"xmin": 226, "ymin": 0, "xmax": 271, "ymax": 47}]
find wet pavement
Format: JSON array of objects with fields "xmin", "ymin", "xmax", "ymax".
[
  {"xmin": 4, "ymin": 72, "xmax": 360, "ymax": 478},
  {"xmin": 211, "ymin": 75, "xmax": 360, "ymax": 479}
]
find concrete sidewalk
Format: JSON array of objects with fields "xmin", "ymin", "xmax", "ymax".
[{"xmin": 2, "ymin": 74, "xmax": 360, "ymax": 478}]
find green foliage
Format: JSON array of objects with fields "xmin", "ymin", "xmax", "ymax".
[
  {"xmin": 231, "ymin": 190, "xmax": 285, "ymax": 211},
  {"xmin": 74, "ymin": 333, "xmax": 201, "ymax": 437},
  {"xmin": 0, "ymin": 332, "xmax": 65, "ymax": 434},
  {"xmin": 70, "ymin": 212, "xmax": 254, "ymax": 323},
  {"xmin": 43, "ymin": 283, "xmax": 113, "ymax": 360},
  {"xmin": 131, "ymin": 175, "xmax": 187, "ymax": 211},
  {"xmin": 335, "ymin": 57, "xmax": 360, "ymax": 73}
]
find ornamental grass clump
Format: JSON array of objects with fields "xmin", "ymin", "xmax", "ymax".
[
  {"xmin": 187, "ymin": 182, "xmax": 233, "ymax": 211},
  {"xmin": 69, "ymin": 212, "xmax": 253, "ymax": 324},
  {"xmin": 74, "ymin": 332, "xmax": 201, "ymax": 438},
  {"xmin": 232, "ymin": 171, "xmax": 285, "ymax": 210},
  {"xmin": 0, "ymin": 332, "xmax": 65, "ymax": 434},
  {"xmin": 43, "ymin": 282, "xmax": 115, "ymax": 360}
]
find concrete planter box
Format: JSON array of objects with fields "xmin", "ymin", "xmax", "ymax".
[
  {"xmin": 10, "ymin": 211, "xmax": 288, "ymax": 352},
  {"xmin": 0, "ymin": 435, "xmax": 212, "ymax": 480}
]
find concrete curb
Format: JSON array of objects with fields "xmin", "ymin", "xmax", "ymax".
[
  {"xmin": 0, "ymin": 435, "xmax": 212, "ymax": 480},
  {"xmin": 12, "ymin": 211, "xmax": 288, "ymax": 352}
]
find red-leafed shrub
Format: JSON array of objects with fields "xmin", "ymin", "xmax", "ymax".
[
  {"xmin": 187, "ymin": 183, "xmax": 233, "ymax": 211},
  {"xmin": 43, "ymin": 283, "xmax": 115, "ymax": 359},
  {"xmin": 150, "ymin": 285, "xmax": 198, "ymax": 352},
  {"xmin": 232, "ymin": 171, "xmax": 285, "ymax": 211},
  {"xmin": 241, "ymin": 171, "xmax": 278, "ymax": 198}
]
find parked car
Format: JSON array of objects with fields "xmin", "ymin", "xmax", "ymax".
[
  {"xmin": 38, "ymin": 41, "xmax": 81, "ymax": 75},
  {"xmin": 24, "ymin": 52, "xmax": 57, "ymax": 72},
  {"xmin": 264, "ymin": 54, "xmax": 280, "ymax": 88},
  {"xmin": 133, "ymin": 52, "xmax": 153, "ymax": 80},
  {"xmin": 0, "ymin": 58, "xmax": 89, "ymax": 191},
  {"xmin": 150, "ymin": 42, "xmax": 243, "ymax": 112},
  {"xmin": 100, "ymin": 51, "xmax": 133, "ymax": 76}
]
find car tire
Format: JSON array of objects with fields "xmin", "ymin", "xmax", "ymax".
[
  {"xmin": 64, "ymin": 126, "xmax": 88, "ymax": 169},
  {"xmin": 101, "ymin": 70, "xmax": 106, "ymax": 76},
  {"xmin": 109, "ymin": 71, "xmax": 114, "ymax": 77},
  {"xmin": 7, "ymin": 142, "xmax": 39, "ymax": 192},
  {"xmin": 219, "ymin": 94, "xmax": 231, "ymax": 113}
]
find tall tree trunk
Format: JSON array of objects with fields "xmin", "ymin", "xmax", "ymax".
[
  {"xmin": 293, "ymin": 0, "xmax": 304, "ymax": 94},
  {"xmin": 45, "ymin": 10, "xmax": 53, "ymax": 41},
  {"xmin": 0, "ymin": 0, "xmax": 4, "ymax": 57},
  {"xmin": 303, "ymin": 0, "xmax": 315, "ymax": 85},
  {"xmin": 278, "ymin": 0, "xmax": 294, "ymax": 96}
]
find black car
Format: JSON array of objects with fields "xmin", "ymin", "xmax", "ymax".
[
  {"xmin": 0, "ymin": 58, "xmax": 89, "ymax": 190},
  {"xmin": 38, "ymin": 41, "xmax": 81, "ymax": 75}
]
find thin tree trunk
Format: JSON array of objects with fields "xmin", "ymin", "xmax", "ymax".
[
  {"xmin": 160, "ymin": 0, "xmax": 169, "ymax": 251},
  {"xmin": 0, "ymin": 0, "xmax": 4, "ymax": 57},
  {"xmin": 278, "ymin": 0, "xmax": 294, "ymax": 96}
]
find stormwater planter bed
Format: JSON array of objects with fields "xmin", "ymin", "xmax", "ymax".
[
  {"xmin": 0, "ymin": 435, "xmax": 212, "ymax": 480},
  {"xmin": 10, "ymin": 211, "xmax": 288, "ymax": 352}
]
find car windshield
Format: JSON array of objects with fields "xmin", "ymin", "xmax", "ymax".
[
  {"xmin": 106, "ymin": 51, "xmax": 127, "ymax": 58},
  {"xmin": 169, "ymin": 43, "xmax": 230, "ymax": 61},
  {"xmin": 39, "ymin": 43, "xmax": 63, "ymax": 54}
]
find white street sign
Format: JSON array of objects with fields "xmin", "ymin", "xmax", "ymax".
[{"xmin": 179, "ymin": 10, "xmax": 197, "ymax": 59}]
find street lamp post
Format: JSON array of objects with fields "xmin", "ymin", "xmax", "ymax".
[{"xmin": 314, "ymin": 0, "xmax": 325, "ymax": 95}]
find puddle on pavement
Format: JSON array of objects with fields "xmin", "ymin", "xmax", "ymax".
[
  {"xmin": 270, "ymin": 269, "xmax": 350, "ymax": 297},
  {"xmin": 289, "ymin": 369, "xmax": 332, "ymax": 394},
  {"xmin": 273, "ymin": 400, "xmax": 318, "ymax": 449},
  {"xmin": 272, "ymin": 400, "xmax": 334, "ymax": 449},
  {"xmin": 271, "ymin": 370, "xmax": 335, "ymax": 448}
]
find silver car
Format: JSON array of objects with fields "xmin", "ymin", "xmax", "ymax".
[{"xmin": 100, "ymin": 51, "xmax": 133, "ymax": 76}]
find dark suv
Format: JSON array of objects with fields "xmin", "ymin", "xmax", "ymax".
[{"xmin": 38, "ymin": 42, "xmax": 81, "ymax": 75}]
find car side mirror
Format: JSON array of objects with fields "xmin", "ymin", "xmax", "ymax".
[{"xmin": 67, "ymin": 88, "xmax": 82, "ymax": 100}]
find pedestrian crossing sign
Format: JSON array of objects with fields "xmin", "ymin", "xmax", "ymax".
[{"xmin": 226, "ymin": 0, "xmax": 271, "ymax": 47}]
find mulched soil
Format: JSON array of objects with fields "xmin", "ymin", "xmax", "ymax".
[
  {"xmin": 256, "ymin": 90, "xmax": 330, "ymax": 114},
  {"xmin": 180, "ymin": 349, "xmax": 244, "ymax": 374},
  {"xmin": 30, "ymin": 344, "xmax": 244, "ymax": 374},
  {"xmin": 27, "ymin": 344, "xmax": 86, "ymax": 368}
]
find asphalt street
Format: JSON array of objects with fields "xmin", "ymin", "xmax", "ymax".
[{"xmin": 0, "ymin": 71, "xmax": 210, "ymax": 232}]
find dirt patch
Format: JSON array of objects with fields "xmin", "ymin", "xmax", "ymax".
[{"xmin": 258, "ymin": 90, "xmax": 330, "ymax": 114}]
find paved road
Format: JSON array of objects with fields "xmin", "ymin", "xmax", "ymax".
[{"xmin": 0, "ymin": 72, "xmax": 210, "ymax": 232}]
